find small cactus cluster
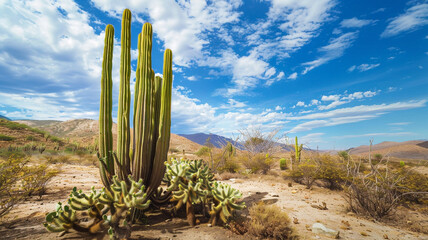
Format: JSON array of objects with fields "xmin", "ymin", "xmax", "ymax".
[
  {"xmin": 279, "ymin": 158, "xmax": 287, "ymax": 170},
  {"xmin": 165, "ymin": 159, "xmax": 245, "ymax": 226},
  {"xmin": 294, "ymin": 136, "xmax": 303, "ymax": 162},
  {"xmin": 44, "ymin": 176, "xmax": 150, "ymax": 238}
]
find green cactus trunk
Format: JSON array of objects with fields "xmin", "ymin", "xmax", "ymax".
[
  {"xmin": 99, "ymin": 24, "xmax": 114, "ymax": 188},
  {"xmin": 294, "ymin": 136, "xmax": 303, "ymax": 163},
  {"xmin": 117, "ymin": 9, "xmax": 132, "ymax": 180}
]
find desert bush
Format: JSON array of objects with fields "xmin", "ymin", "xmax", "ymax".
[
  {"xmin": 279, "ymin": 158, "xmax": 287, "ymax": 170},
  {"xmin": 248, "ymin": 202, "xmax": 297, "ymax": 239},
  {"xmin": 290, "ymin": 159, "xmax": 319, "ymax": 189},
  {"xmin": 373, "ymin": 153, "xmax": 383, "ymax": 162},
  {"xmin": 26, "ymin": 135, "xmax": 37, "ymax": 141},
  {"xmin": 0, "ymin": 134, "xmax": 15, "ymax": 141},
  {"xmin": 0, "ymin": 156, "xmax": 28, "ymax": 217},
  {"xmin": 195, "ymin": 146, "xmax": 211, "ymax": 157},
  {"xmin": 0, "ymin": 119, "xmax": 46, "ymax": 136},
  {"xmin": 316, "ymin": 155, "xmax": 347, "ymax": 190},
  {"xmin": 241, "ymin": 153, "xmax": 274, "ymax": 174},
  {"xmin": 217, "ymin": 156, "xmax": 241, "ymax": 173},
  {"xmin": 169, "ymin": 147, "xmax": 180, "ymax": 153},
  {"xmin": 396, "ymin": 169, "xmax": 428, "ymax": 203},
  {"xmin": 337, "ymin": 150, "xmax": 349, "ymax": 160},
  {"xmin": 22, "ymin": 165, "xmax": 58, "ymax": 197},
  {"xmin": 0, "ymin": 156, "xmax": 57, "ymax": 217}
]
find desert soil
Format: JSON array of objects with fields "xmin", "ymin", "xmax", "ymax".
[{"xmin": 0, "ymin": 163, "xmax": 427, "ymax": 240}]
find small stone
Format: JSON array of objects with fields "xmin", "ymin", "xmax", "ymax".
[
  {"xmin": 312, "ymin": 223, "xmax": 340, "ymax": 239},
  {"xmin": 165, "ymin": 219, "xmax": 172, "ymax": 222},
  {"xmin": 347, "ymin": 212, "xmax": 356, "ymax": 216},
  {"xmin": 207, "ymin": 224, "xmax": 212, "ymax": 227},
  {"xmin": 291, "ymin": 190, "xmax": 297, "ymax": 194},
  {"xmin": 256, "ymin": 192, "xmax": 261, "ymax": 194},
  {"xmin": 383, "ymin": 234, "xmax": 389, "ymax": 239},
  {"xmin": 271, "ymin": 194, "xmax": 279, "ymax": 197}
]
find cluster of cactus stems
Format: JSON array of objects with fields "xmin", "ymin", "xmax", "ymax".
[
  {"xmin": 45, "ymin": 8, "xmax": 173, "ymax": 238},
  {"xmin": 294, "ymin": 136, "xmax": 303, "ymax": 162},
  {"xmin": 165, "ymin": 159, "xmax": 245, "ymax": 226},
  {"xmin": 44, "ymin": 176, "xmax": 150, "ymax": 238}
]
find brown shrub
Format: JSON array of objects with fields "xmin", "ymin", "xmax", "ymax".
[
  {"xmin": 241, "ymin": 153, "xmax": 274, "ymax": 174},
  {"xmin": 247, "ymin": 202, "xmax": 297, "ymax": 239}
]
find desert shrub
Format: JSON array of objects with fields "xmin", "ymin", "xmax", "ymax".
[
  {"xmin": 396, "ymin": 169, "xmax": 428, "ymax": 203},
  {"xmin": 0, "ymin": 134, "xmax": 15, "ymax": 141},
  {"xmin": 22, "ymin": 164, "xmax": 58, "ymax": 197},
  {"xmin": 49, "ymin": 135, "xmax": 62, "ymax": 144},
  {"xmin": 0, "ymin": 156, "xmax": 28, "ymax": 217},
  {"xmin": 217, "ymin": 156, "xmax": 241, "ymax": 173},
  {"xmin": 169, "ymin": 147, "xmax": 179, "ymax": 153},
  {"xmin": 373, "ymin": 153, "xmax": 383, "ymax": 162},
  {"xmin": 279, "ymin": 158, "xmax": 287, "ymax": 170},
  {"xmin": 343, "ymin": 157, "xmax": 428, "ymax": 219},
  {"xmin": 248, "ymin": 202, "xmax": 297, "ymax": 240},
  {"xmin": 195, "ymin": 146, "xmax": 211, "ymax": 157},
  {"xmin": 0, "ymin": 148, "xmax": 26, "ymax": 159},
  {"xmin": 0, "ymin": 119, "xmax": 46, "ymax": 136},
  {"xmin": 337, "ymin": 150, "xmax": 349, "ymax": 160},
  {"xmin": 290, "ymin": 159, "xmax": 319, "ymax": 189},
  {"xmin": 316, "ymin": 155, "xmax": 347, "ymax": 190},
  {"xmin": 241, "ymin": 153, "xmax": 274, "ymax": 174},
  {"xmin": 26, "ymin": 135, "xmax": 37, "ymax": 141},
  {"xmin": 0, "ymin": 156, "xmax": 57, "ymax": 217}
]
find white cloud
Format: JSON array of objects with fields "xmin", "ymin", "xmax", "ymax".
[
  {"xmin": 388, "ymin": 122, "xmax": 410, "ymax": 126},
  {"xmin": 219, "ymin": 99, "xmax": 247, "ymax": 109},
  {"xmin": 275, "ymin": 105, "xmax": 283, "ymax": 111},
  {"xmin": 290, "ymin": 100, "xmax": 426, "ymax": 120},
  {"xmin": 296, "ymin": 101, "xmax": 305, "ymax": 107},
  {"xmin": 340, "ymin": 17, "xmax": 375, "ymax": 28},
  {"xmin": 289, "ymin": 115, "xmax": 378, "ymax": 133},
  {"xmin": 187, "ymin": 76, "xmax": 197, "ymax": 81},
  {"xmin": 302, "ymin": 31, "xmax": 358, "ymax": 74},
  {"xmin": 310, "ymin": 99, "xmax": 320, "ymax": 105},
  {"xmin": 348, "ymin": 63, "xmax": 380, "ymax": 72},
  {"xmin": 0, "ymin": 0, "xmax": 129, "ymax": 120},
  {"xmin": 300, "ymin": 132, "xmax": 325, "ymax": 145},
  {"xmin": 333, "ymin": 132, "xmax": 414, "ymax": 139},
  {"xmin": 90, "ymin": 0, "xmax": 243, "ymax": 67},
  {"xmin": 321, "ymin": 94, "xmax": 341, "ymax": 101},
  {"xmin": 288, "ymin": 72, "xmax": 298, "ymax": 80},
  {"xmin": 382, "ymin": 3, "xmax": 428, "ymax": 37}
]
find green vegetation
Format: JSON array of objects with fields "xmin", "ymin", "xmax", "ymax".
[
  {"xmin": 0, "ymin": 119, "xmax": 46, "ymax": 136},
  {"xmin": 165, "ymin": 159, "xmax": 245, "ymax": 226},
  {"xmin": 0, "ymin": 156, "xmax": 57, "ymax": 217},
  {"xmin": 0, "ymin": 134, "xmax": 15, "ymax": 141},
  {"xmin": 279, "ymin": 158, "xmax": 287, "ymax": 170}
]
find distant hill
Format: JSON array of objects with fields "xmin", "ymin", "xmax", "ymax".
[
  {"xmin": 349, "ymin": 140, "xmax": 428, "ymax": 160},
  {"xmin": 178, "ymin": 133, "xmax": 242, "ymax": 149},
  {"xmin": 15, "ymin": 119, "xmax": 202, "ymax": 153},
  {"xmin": 0, "ymin": 115, "xmax": 11, "ymax": 121}
]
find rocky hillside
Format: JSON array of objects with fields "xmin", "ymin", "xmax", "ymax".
[
  {"xmin": 15, "ymin": 119, "xmax": 202, "ymax": 153},
  {"xmin": 349, "ymin": 140, "xmax": 428, "ymax": 160}
]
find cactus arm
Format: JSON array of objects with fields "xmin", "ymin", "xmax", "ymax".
[
  {"xmin": 148, "ymin": 49, "xmax": 172, "ymax": 196},
  {"xmin": 99, "ymin": 24, "xmax": 115, "ymax": 188},
  {"xmin": 133, "ymin": 22, "xmax": 153, "ymax": 183},
  {"xmin": 117, "ymin": 9, "xmax": 132, "ymax": 180}
]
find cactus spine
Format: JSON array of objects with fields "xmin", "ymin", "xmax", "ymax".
[{"xmin": 294, "ymin": 136, "xmax": 303, "ymax": 162}]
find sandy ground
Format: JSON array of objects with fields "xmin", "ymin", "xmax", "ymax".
[{"xmin": 0, "ymin": 164, "xmax": 427, "ymax": 240}]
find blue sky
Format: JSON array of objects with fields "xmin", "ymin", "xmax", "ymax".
[{"xmin": 0, "ymin": 0, "xmax": 427, "ymax": 149}]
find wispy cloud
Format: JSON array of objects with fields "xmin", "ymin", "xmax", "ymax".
[
  {"xmin": 348, "ymin": 63, "xmax": 380, "ymax": 72},
  {"xmin": 381, "ymin": 3, "xmax": 428, "ymax": 37},
  {"xmin": 302, "ymin": 31, "xmax": 358, "ymax": 74},
  {"xmin": 340, "ymin": 17, "xmax": 375, "ymax": 28},
  {"xmin": 388, "ymin": 122, "xmax": 411, "ymax": 126},
  {"xmin": 333, "ymin": 132, "xmax": 414, "ymax": 139}
]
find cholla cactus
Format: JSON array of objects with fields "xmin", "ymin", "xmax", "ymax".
[
  {"xmin": 209, "ymin": 182, "xmax": 245, "ymax": 225},
  {"xmin": 44, "ymin": 176, "xmax": 150, "ymax": 238},
  {"xmin": 165, "ymin": 159, "xmax": 245, "ymax": 227}
]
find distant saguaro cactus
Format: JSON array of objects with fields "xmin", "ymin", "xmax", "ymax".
[{"xmin": 294, "ymin": 136, "xmax": 303, "ymax": 162}]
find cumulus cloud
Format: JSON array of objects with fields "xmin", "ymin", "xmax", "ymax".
[
  {"xmin": 382, "ymin": 3, "xmax": 428, "ymax": 37},
  {"xmin": 288, "ymin": 72, "xmax": 298, "ymax": 80}
]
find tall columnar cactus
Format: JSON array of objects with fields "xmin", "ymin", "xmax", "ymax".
[
  {"xmin": 98, "ymin": 9, "xmax": 173, "ymax": 220},
  {"xmin": 294, "ymin": 136, "xmax": 303, "ymax": 162},
  {"xmin": 99, "ymin": 24, "xmax": 115, "ymax": 188}
]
